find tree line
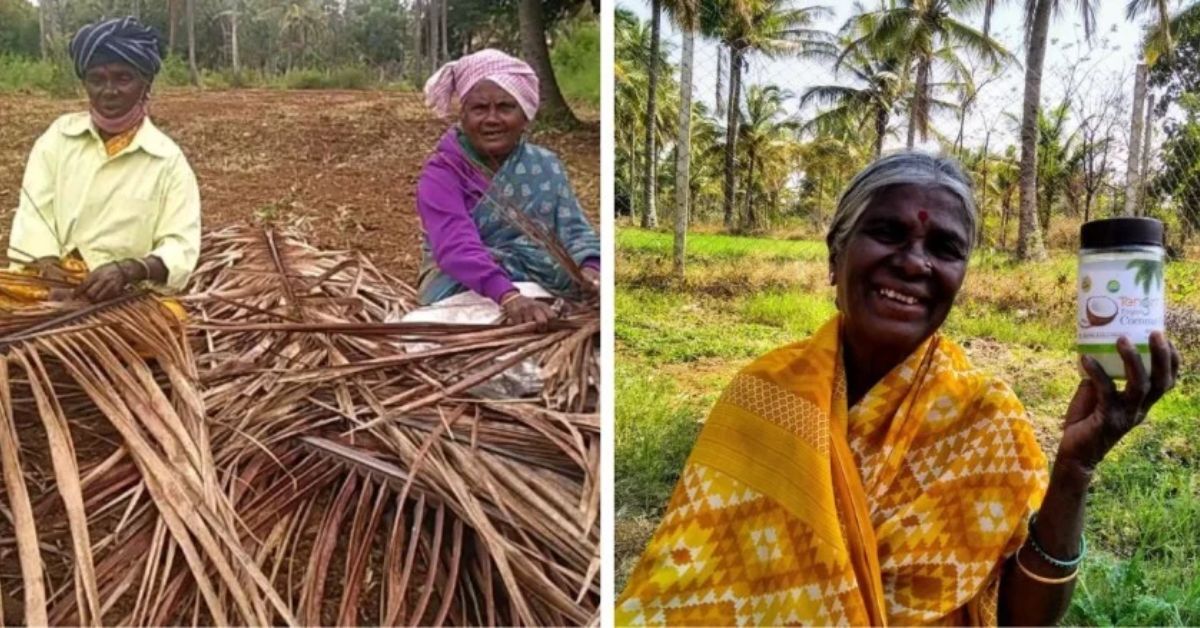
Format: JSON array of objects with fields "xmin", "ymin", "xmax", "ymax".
[
  {"xmin": 617, "ymin": 0, "xmax": 1199, "ymax": 276},
  {"xmin": 0, "ymin": 0, "xmax": 598, "ymax": 124}
]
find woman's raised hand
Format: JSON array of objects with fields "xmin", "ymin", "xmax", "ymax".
[{"xmin": 1056, "ymin": 332, "xmax": 1181, "ymax": 473}]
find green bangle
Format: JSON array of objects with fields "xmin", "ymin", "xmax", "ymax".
[{"xmin": 1028, "ymin": 512, "xmax": 1086, "ymax": 569}]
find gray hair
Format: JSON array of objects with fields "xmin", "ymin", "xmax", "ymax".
[{"xmin": 825, "ymin": 152, "xmax": 977, "ymax": 263}]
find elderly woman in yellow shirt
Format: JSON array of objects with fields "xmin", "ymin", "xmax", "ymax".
[{"xmin": 8, "ymin": 16, "xmax": 200, "ymax": 302}]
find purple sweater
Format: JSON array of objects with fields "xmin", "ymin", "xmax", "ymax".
[{"xmin": 415, "ymin": 129, "xmax": 598, "ymax": 303}]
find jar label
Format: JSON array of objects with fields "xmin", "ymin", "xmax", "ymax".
[{"xmin": 1077, "ymin": 255, "xmax": 1164, "ymax": 353}]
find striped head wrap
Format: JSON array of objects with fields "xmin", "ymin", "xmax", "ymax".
[
  {"xmin": 423, "ymin": 49, "xmax": 540, "ymax": 121},
  {"xmin": 69, "ymin": 17, "xmax": 165, "ymax": 80}
]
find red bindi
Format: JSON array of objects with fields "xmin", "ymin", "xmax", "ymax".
[{"xmin": 918, "ymin": 210, "xmax": 929, "ymax": 223}]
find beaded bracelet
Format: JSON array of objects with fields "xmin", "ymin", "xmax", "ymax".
[{"xmin": 1028, "ymin": 512, "xmax": 1086, "ymax": 569}]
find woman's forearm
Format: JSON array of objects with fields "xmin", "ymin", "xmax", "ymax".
[{"xmin": 999, "ymin": 460, "xmax": 1093, "ymax": 625}]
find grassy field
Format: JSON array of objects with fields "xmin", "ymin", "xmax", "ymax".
[{"xmin": 615, "ymin": 227, "xmax": 1200, "ymax": 625}]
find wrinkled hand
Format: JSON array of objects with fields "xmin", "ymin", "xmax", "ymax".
[
  {"xmin": 1057, "ymin": 332, "xmax": 1181, "ymax": 472},
  {"xmin": 31, "ymin": 257, "xmax": 71, "ymax": 283},
  {"xmin": 581, "ymin": 266, "xmax": 600, "ymax": 289},
  {"xmin": 74, "ymin": 262, "xmax": 132, "ymax": 302},
  {"xmin": 501, "ymin": 293, "xmax": 557, "ymax": 330}
]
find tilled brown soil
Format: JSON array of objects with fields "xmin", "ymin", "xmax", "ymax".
[{"xmin": 0, "ymin": 89, "xmax": 600, "ymax": 281}]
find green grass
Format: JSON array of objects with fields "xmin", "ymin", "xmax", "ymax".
[
  {"xmin": 0, "ymin": 53, "xmax": 77, "ymax": 96},
  {"xmin": 617, "ymin": 228, "xmax": 827, "ymax": 262},
  {"xmin": 0, "ymin": 54, "xmax": 407, "ymax": 94},
  {"xmin": 550, "ymin": 18, "xmax": 600, "ymax": 107},
  {"xmin": 615, "ymin": 226, "xmax": 1200, "ymax": 621},
  {"xmin": 614, "ymin": 359, "xmax": 706, "ymax": 515}
]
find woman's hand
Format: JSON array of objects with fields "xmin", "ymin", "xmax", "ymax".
[
  {"xmin": 1057, "ymin": 332, "xmax": 1181, "ymax": 472},
  {"xmin": 581, "ymin": 266, "xmax": 600, "ymax": 289},
  {"xmin": 74, "ymin": 260, "xmax": 141, "ymax": 302},
  {"xmin": 501, "ymin": 292, "xmax": 557, "ymax": 330},
  {"xmin": 31, "ymin": 257, "xmax": 71, "ymax": 282}
]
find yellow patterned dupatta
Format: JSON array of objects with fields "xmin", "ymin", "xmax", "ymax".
[{"xmin": 617, "ymin": 316, "xmax": 1049, "ymax": 626}]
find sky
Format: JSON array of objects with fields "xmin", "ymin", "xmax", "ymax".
[{"xmin": 619, "ymin": 0, "xmax": 1162, "ymax": 162}]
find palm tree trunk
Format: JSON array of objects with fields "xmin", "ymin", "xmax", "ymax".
[
  {"xmin": 168, "ymin": 0, "xmax": 178, "ymax": 53},
  {"xmin": 38, "ymin": 2, "xmax": 47, "ymax": 59},
  {"xmin": 715, "ymin": 49, "xmax": 725, "ymax": 117},
  {"xmin": 38, "ymin": 0, "xmax": 58, "ymax": 60},
  {"xmin": 874, "ymin": 107, "xmax": 887, "ymax": 158},
  {"xmin": 186, "ymin": 0, "xmax": 199, "ymax": 86},
  {"xmin": 1001, "ymin": 186, "xmax": 1012, "ymax": 249},
  {"xmin": 440, "ymin": 0, "xmax": 449, "ymax": 64},
  {"xmin": 518, "ymin": 0, "xmax": 579, "ymax": 127},
  {"xmin": 641, "ymin": 0, "xmax": 661, "ymax": 229},
  {"xmin": 1124, "ymin": 63, "xmax": 1147, "ymax": 217},
  {"xmin": 980, "ymin": 131, "xmax": 991, "ymax": 244},
  {"xmin": 1016, "ymin": 0, "xmax": 1051, "ymax": 260},
  {"xmin": 673, "ymin": 26, "xmax": 695, "ymax": 279},
  {"xmin": 744, "ymin": 153, "xmax": 756, "ymax": 231},
  {"xmin": 722, "ymin": 46, "xmax": 742, "ymax": 230},
  {"xmin": 230, "ymin": 10, "xmax": 240, "ymax": 81},
  {"xmin": 907, "ymin": 59, "xmax": 930, "ymax": 149}
]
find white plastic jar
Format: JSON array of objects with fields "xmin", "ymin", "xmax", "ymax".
[{"xmin": 1077, "ymin": 217, "xmax": 1166, "ymax": 379}]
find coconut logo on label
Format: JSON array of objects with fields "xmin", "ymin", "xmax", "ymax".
[{"xmin": 1084, "ymin": 296, "xmax": 1118, "ymax": 327}]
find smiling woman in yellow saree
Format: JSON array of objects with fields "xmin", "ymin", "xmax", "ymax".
[{"xmin": 617, "ymin": 153, "xmax": 1181, "ymax": 626}]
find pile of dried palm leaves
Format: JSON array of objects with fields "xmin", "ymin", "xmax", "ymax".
[{"xmin": 0, "ymin": 225, "xmax": 599, "ymax": 626}]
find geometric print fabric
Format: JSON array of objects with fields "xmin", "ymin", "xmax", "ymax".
[{"xmin": 617, "ymin": 316, "xmax": 1048, "ymax": 626}]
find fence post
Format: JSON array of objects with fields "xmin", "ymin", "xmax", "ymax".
[{"xmin": 1124, "ymin": 63, "xmax": 1147, "ymax": 217}]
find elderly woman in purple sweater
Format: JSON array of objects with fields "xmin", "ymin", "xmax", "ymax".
[{"xmin": 416, "ymin": 49, "xmax": 601, "ymax": 327}]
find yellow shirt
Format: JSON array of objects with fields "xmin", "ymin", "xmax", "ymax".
[{"xmin": 9, "ymin": 112, "xmax": 201, "ymax": 291}]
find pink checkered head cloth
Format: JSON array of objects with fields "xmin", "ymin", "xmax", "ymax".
[{"xmin": 423, "ymin": 48, "xmax": 540, "ymax": 122}]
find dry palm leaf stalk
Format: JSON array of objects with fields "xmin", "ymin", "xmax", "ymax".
[{"xmin": 0, "ymin": 225, "xmax": 599, "ymax": 626}]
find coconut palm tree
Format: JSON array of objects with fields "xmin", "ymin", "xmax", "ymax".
[
  {"xmin": 1034, "ymin": 103, "xmax": 1078, "ymax": 240},
  {"xmin": 1129, "ymin": 0, "xmax": 1178, "ymax": 62},
  {"xmin": 703, "ymin": 0, "xmax": 835, "ymax": 230},
  {"xmin": 641, "ymin": 0, "xmax": 663, "ymax": 228},
  {"xmin": 519, "ymin": 0, "xmax": 579, "ymax": 126},
  {"xmin": 738, "ymin": 84, "xmax": 799, "ymax": 229},
  {"xmin": 1016, "ymin": 0, "xmax": 1095, "ymax": 260},
  {"xmin": 663, "ymin": 0, "xmax": 700, "ymax": 276},
  {"xmin": 843, "ymin": 0, "xmax": 1010, "ymax": 149},
  {"xmin": 616, "ymin": 10, "xmax": 676, "ymax": 221},
  {"xmin": 799, "ymin": 42, "xmax": 904, "ymax": 157}
]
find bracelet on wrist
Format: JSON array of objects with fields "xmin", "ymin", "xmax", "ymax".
[
  {"xmin": 132, "ymin": 257, "xmax": 152, "ymax": 281},
  {"xmin": 1015, "ymin": 545, "xmax": 1079, "ymax": 585},
  {"xmin": 1028, "ymin": 512, "xmax": 1086, "ymax": 569}
]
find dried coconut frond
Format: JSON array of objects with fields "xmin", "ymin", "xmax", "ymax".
[{"xmin": 0, "ymin": 225, "xmax": 599, "ymax": 626}]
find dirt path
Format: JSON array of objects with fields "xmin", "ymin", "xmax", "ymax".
[{"xmin": 0, "ymin": 89, "xmax": 600, "ymax": 281}]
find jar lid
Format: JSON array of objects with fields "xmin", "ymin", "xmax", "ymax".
[{"xmin": 1080, "ymin": 217, "xmax": 1164, "ymax": 248}]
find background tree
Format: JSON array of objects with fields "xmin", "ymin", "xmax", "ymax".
[
  {"xmin": 519, "ymin": 0, "xmax": 579, "ymax": 126},
  {"xmin": 668, "ymin": 0, "xmax": 699, "ymax": 277},
  {"xmin": 843, "ymin": 0, "xmax": 1009, "ymax": 148},
  {"xmin": 641, "ymin": 0, "xmax": 662, "ymax": 228},
  {"xmin": 1016, "ymin": 0, "xmax": 1095, "ymax": 260},
  {"xmin": 704, "ymin": 0, "xmax": 833, "ymax": 230}
]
